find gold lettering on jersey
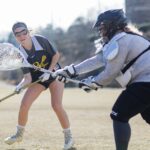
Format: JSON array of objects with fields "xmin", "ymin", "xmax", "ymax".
[{"xmin": 33, "ymin": 55, "xmax": 48, "ymax": 69}]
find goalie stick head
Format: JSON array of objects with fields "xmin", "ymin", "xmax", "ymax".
[{"xmin": 0, "ymin": 43, "xmax": 30, "ymax": 70}]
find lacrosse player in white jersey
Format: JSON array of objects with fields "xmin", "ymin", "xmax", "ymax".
[
  {"xmin": 4, "ymin": 22, "xmax": 74, "ymax": 150},
  {"xmin": 54, "ymin": 9, "xmax": 150, "ymax": 150}
]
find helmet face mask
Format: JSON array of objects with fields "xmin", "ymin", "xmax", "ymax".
[
  {"xmin": 98, "ymin": 23, "xmax": 107, "ymax": 37},
  {"xmin": 94, "ymin": 9, "xmax": 127, "ymax": 41},
  {"xmin": 96, "ymin": 23, "xmax": 109, "ymax": 44}
]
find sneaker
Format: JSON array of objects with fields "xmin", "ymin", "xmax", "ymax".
[
  {"xmin": 4, "ymin": 126, "xmax": 24, "ymax": 145},
  {"xmin": 64, "ymin": 137, "xmax": 74, "ymax": 150},
  {"xmin": 63, "ymin": 129, "xmax": 74, "ymax": 150}
]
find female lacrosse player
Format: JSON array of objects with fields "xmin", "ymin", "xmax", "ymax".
[
  {"xmin": 4, "ymin": 22, "xmax": 74, "ymax": 150},
  {"xmin": 54, "ymin": 9, "xmax": 150, "ymax": 150}
]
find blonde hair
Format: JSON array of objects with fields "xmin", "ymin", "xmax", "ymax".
[{"xmin": 124, "ymin": 23, "xmax": 143, "ymax": 35}]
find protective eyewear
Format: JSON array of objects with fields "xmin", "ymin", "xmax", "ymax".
[{"xmin": 14, "ymin": 29, "xmax": 28, "ymax": 37}]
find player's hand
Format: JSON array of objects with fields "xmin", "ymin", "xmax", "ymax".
[
  {"xmin": 79, "ymin": 76, "xmax": 102, "ymax": 92},
  {"xmin": 15, "ymin": 84, "xmax": 23, "ymax": 94},
  {"xmin": 53, "ymin": 64, "xmax": 77, "ymax": 83},
  {"xmin": 55, "ymin": 75, "xmax": 69, "ymax": 83},
  {"xmin": 78, "ymin": 82, "xmax": 95, "ymax": 93}
]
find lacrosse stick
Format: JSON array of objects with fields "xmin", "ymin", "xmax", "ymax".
[
  {"xmin": 0, "ymin": 43, "xmax": 96, "ymax": 91},
  {"xmin": 0, "ymin": 79, "xmax": 41, "ymax": 102}
]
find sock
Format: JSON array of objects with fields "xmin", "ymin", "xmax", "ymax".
[
  {"xmin": 17, "ymin": 125, "xmax": 25, "ymax": 130},
  {"xmin": 16, "ymin": 125, "xmax": 25, "ymax": 136},
  {"xmin": 113, "ymin": 120, "xmax": 131, "ymax": 150},
  {"xmin": 63, "ymin": 128, "xmax": 71, "ymax": 133},
  {"xmin": 63, "ymin": 128, "xmax": 73, "ymax": 139}
]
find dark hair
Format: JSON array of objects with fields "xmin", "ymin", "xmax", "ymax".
[
  {"xmin": 94, "ymin": 9, "xmax": 128, "ymax": 40},
  {"xmin": 12, "ymin": 22, "xmax": 28, "ymax": 33}
]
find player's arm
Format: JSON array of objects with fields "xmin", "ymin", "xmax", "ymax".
[
  {"xmin": 40, "ymin": 36, "xmax": 60, "ymax": 71},
  {"xmin": 15, "ymin": 72, "xmax": 32, "ymax": 93},
  {"xmin": 75, "ymin": 53, "xmax": 104, "ymax": 74},
  {"xmin": 48, "ymin": 51, "xmax": 60, "ymax": 71},
  {"xmin": 53, "ymin": 53, "xmax": 104, "ymax": 78}
]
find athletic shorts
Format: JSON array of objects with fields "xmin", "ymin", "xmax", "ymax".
[
  {"xmin": 38, "ymin": 76, "xmax": 56, "ymax": 89},
  {"xmin": 32, "ymin": 64, "xmax": 61, "ymax": 89},
  {"xmin": 110, "ymin": 82, "xmax": 150, "ymax": 124}
]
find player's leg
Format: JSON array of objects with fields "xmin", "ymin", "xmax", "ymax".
[
  {"xmin": 49, "ymin": 80, "xmax": 74, "ymax": 150},
  {"xmin": 111, "ymin": 82, "xmax": 150, "ymax": 150},
  {"xmin": 4, "ymin": 83, "xmax": 45, "ymax": 145},
  {"xmin": 141, "ymin": 105, "xmax": 150, "ymax": 124},
  {"xmin": 113, "ymin": 120, "xmax": 131, "ymax": 150},
  {"xmin": 111, "ymin": 91, "xmax": 132, "ymax": 150}
]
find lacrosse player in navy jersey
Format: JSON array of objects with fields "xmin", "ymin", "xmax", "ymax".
[
  {"xmin": 54, "ymin": 9, "xmax": 150, "ymax": 150},
  {"xmin": 4, "ymin": 22, "xmax": 74, "ymax": 150}
]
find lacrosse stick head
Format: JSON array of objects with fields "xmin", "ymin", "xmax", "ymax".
[{"xmin": 0, "ymin": 43, "xmax": 30, "ymax": 70}]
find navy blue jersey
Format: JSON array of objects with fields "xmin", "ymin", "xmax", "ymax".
[{"xmin": 20, "ymin": 35, "xmax": 59, "ymax": 82}]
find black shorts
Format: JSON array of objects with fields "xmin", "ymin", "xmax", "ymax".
[
  {"xmin": 110, "ymin": 82, "xmax": 150, "ymax": 124},
  {"xmin": 38, "ymin": 76, "xmax": 56, "ymax": 89},
  {"xmin": 32, "ymin": 64, "xmax": 61, "ymax": 89}
]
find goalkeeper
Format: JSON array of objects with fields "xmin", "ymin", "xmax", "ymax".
[{"xmin": 4, "ymin": 22, "xmax": 74, "ymax": 150}]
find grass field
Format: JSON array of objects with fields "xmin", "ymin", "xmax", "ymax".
[{"xmin": 0, "ymin": 82, "xmax": 150, "ymax": 150}]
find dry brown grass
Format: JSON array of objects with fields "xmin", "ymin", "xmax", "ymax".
[{"xmin": 0, "ymin": 84, "xmax": 150, "ymax": 150}]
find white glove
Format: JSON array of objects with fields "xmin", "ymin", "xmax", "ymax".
[
  {"xmin": 78, "ymin": 82, "xmax": 95, "ymax": 93},
  {"xmin": 80, "ymin": 76, "xmax": 102, "ymax": 92},
  {"xmin": 55, "ymin": 75, "xmax": 69, "ymax": 83},
  {"xmin": 39, "ymin": 72, "xmax": 50, "ymax": 82},
  {"xmin": 53, "ymin": 64, "xmax": 77, "ymax": 83},
  {"xmin": 15, "ymin": 84, "xmax": 23, "ymax": 94}
]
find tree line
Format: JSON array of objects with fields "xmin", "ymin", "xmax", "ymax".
[{"xmin": 0, "ymin": 16, "xmax": 119, "ymax": 87}]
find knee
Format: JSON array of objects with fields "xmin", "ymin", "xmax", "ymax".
[
  {"xmin": 51, "ymin": 102, "xmax": 63, "ymax": 112},
  {"xmin": 110, "ymin": 111, "xmax": 129, "ymax": 123}
]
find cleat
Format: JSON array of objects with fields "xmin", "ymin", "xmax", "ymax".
[
  {"xmin": 63, "ymin": 129, "xmax": 74, "ymax": 150},
  {"xmin": 4, "ymin": 126, "xmax": 24, "ymax": 145},
  {"xmin": 63, "ymin": 137, "xmax": 74, "ymax": 150},
  {"xmin": 4, "ymin": 134, "xmax": 23, "ymax": 145}
]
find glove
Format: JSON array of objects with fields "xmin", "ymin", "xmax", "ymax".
[
  {"xmin": 78, "ymin": 82, "xmax": 94, "ymax": 93},
  {"xmin": 55, "ymin": 75, "xmax": 69, "ymax": 83},
  {"xmin": 53, "ymin": 64, "xmax": 77, "ymax": 83},
  {"xmin": 79, "ymin": 76, "xmax": 102, "ymax": 92},
  {"xmin": 39, "ymin": 72, "xmax": 51, "ymax": 82},
  {"xmin": 15, "ymin": 84, "xmax": 23, "ymax": 94}
]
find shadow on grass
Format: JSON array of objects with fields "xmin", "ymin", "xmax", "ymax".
[{"xmin": 68, "ymin": 147, "xmax": 77, "ymax": 150}]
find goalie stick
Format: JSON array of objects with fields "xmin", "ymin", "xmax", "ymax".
[{"xmin": 0, "ymin": 43, "xmax": 96, "ymax": 91}]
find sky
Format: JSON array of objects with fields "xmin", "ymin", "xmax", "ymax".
[{"xmin": 0, "ymin": 0, "xmax": 124, "ymax": 33}]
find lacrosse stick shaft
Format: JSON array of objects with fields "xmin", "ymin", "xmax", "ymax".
[
  {"xmin": 21, "ymin": 78, "xmax": 41, "ymax": 89},
  {"xmin": 0, "ymin": 92, "xmax": 17, "ymax": 102},
  {"xmin": 30, "ymin": 65, "xmax": 96, "ymax": 90},
  {"xmin": 0, "ymin": 79, "xmax": 41, "ymax": 102}
]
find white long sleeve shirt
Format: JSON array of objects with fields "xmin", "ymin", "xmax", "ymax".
[{"xmin": 75, "ymin": 32, "xmax": 150, "ymax": 86}]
